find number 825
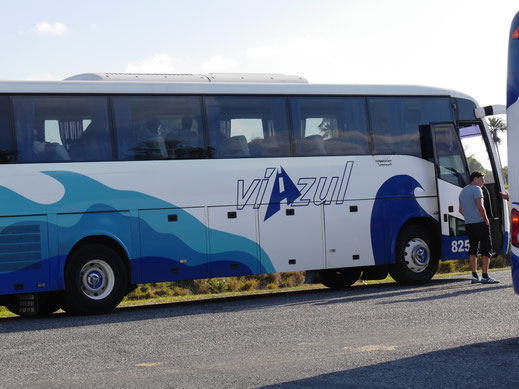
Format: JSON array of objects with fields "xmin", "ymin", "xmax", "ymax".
[{"xmin": 451, "ymin": 239, "xmax": 469, "ymax": 253}]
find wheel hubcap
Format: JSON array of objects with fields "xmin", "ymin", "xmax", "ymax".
[
  {"xmin": 404, "ymin": 238, "xmax": 430, "ymax": 273},
  {"xmin": 80, "ymin": 260, "xmax": 115, "ymax": 300}
]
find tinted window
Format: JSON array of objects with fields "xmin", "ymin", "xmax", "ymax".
[
  {"xmin": 433, "ymin": 124, "xmax": 469, "ymax": 187},
  {"xmin": 455, "ymin": 98, "xmax": 477, "ymax": 121},
  {"xmin": 11, "ymin": 96, "xmax": 112, "ymax": 163},
  {"xmin": 0, "ymin": 96, "xmax": 14, "ymax": 163},
  {"xmin": 290, "ymin": 97, "xmax": 369, "ymax": 156},
  {"xmin": 112, "ymin": 96, "xmax": 205, "ymax": 160},
  {"xmin": 368, "ymin": 97, "xmax": 453, "ymax": 157},
  {"xmin": 205, "ymin": 96, "xmax": 290, "ymax": 158}
]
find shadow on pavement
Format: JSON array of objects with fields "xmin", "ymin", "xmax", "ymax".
[
  {"xmin": 0, "ymin": 276, "xmax": 503, "ymax": 333},
  {"xmin": 261, "ymin": 337, "xmax": 519, "ymax": 388}
]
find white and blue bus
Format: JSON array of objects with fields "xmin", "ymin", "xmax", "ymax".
[
  {"xmin": 0, "ymin": 73, "xmax": 509, "ymax": 315},
  {"xmin": 508, "ymin": 11, "xmax": 519, "ymax": 292}
]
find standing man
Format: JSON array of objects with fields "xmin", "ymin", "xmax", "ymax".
[{"xmin": 458, "ymin": 171, "xmax": 499, "ymax": 284}]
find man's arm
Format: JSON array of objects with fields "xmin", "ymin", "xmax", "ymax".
[{"xmin": 475, "ymin": 197, "xmax": 489, "ymax": 225}]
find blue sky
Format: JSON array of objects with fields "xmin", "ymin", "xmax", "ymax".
[
  {"xmin": 1, "ymin": 0, "xmax": 516, "ymax": 107},
  {"xmin": 0, "ymin": 1, "xmax": 516, "ymax": 106},
  {"xmin": 1, "ymin": 0, "xmax": 515, "ymax": 165}
]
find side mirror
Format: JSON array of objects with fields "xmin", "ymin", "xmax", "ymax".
[{"xmin": 474, "ymin": 105, "xmax": 506, "ymax": 118}]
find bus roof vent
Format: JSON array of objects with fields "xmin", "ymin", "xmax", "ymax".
[
  {"xmin": 206, "ymin": 73, "xmax": 308, "ymax": 83},
  {"xmin": 64, "ymin": 73, "xmax": 211, "ymax": 82},
  {"xmin": 64, "ymin": 72, "xmax": 308, "ymax": 83}
]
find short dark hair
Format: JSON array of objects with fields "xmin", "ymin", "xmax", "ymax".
[{"xmin": 470, "ymin": 171, "xmax": 485, "ymax": 181}]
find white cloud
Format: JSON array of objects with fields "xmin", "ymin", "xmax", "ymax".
[
  {"xmin": 244, "ymin": 35, "xmax": 335, "ymax": 81},
  {"xmin": 126, "ymin": 53, "xmax": 184, "ymax": 73},
  {"xmin": 35, "ymin": 22, "xmax": 69, "ymax": 36},
  {"xmin": 201, "ymin": 55, "xmax": 239, "ymax": 72},
  {"xmin": 247, "ymin": 36, "xmax": 332, "ymax": 63},
  {"xmin": 247, "ymin": 45, "xmax": 276, "ymax": 62}
]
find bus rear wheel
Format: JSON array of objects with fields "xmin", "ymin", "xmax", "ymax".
[
  {"xmin": 62, "ymin": 244, "xmax": 128, "ymax": 315},
  {"xmin": 389, "ymin": 225, "xmax": 438, "ymax": 285},
  {"xmin": 321, "ymin": 268, "xmax": 361, "ymax": 289}
]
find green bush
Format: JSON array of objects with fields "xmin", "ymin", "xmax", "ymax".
[
  {"xmin": 207, "ymin": 278, "xmax": 227, "ymax": 294},
  {"xmin": 438, "ymin": 260, "xmax": 456, "ymax": 273},
  {"xmin": 172, "ymin": 286, "xmax": 191, "ymax": 296},
  {"xmin": 124, "ymin": 256, "xmax": 511, "ymax": 303},
  {"xmin": 454, "ymin": 259, "xmax": 472, "ymax": 272},
  {"xmin": 194, "ymin": 279, "xmax": 210, "ymax": 295},
  {"xmin": 240, "ymin": 279, "xmax": 259, "ymax": 291},
  {"xmin": 225, "ymin": 278, "xmax": 241, "ymax": 292},
  {"xmin": 490, "ymin": 254, "xmax": 511, "ymax": 268}
]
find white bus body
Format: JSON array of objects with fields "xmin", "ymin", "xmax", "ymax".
[{"xmin": 0, "ymin": 74, "xmax": 508, "ymax": 315}]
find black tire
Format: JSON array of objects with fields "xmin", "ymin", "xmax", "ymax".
[
  {"xmin": 61, "ymin": 244, "xmax": 128, "ymax": 315},
  {"xmin": 321, "ymin": 268, "xmax": 362, "ymax": 289},
  {"xmin": 389, "ymin": 225, "xmax": 439, "ymax": 285}
]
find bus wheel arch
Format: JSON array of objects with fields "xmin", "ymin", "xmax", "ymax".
[
  {"xmin": 389, "ymin": 220, "xmax": 439, "ymax": 285},
  {"xmin": 62, "ymin": 236, "xmax": 131, "ymax": 315}
]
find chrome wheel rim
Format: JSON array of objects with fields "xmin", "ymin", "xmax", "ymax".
[
  {"xmin": 403, "ymin": 238, "xmax": 430, "ymax": 273},
  {"xmin": 80, "ymin": 259, "xmax": 115, "ymax": 300}
]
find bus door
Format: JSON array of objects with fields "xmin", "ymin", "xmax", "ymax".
[
  {"xmin": 458, "ymin": 122, "xmax": 507, "ymax": 255},
  {"xmin": 430, "ymin": 123, "xmax": 471, "ymax": 260}
]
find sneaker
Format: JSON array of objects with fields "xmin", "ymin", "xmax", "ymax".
[
  {"xmin": 481, "ymin": 276, "xmax": 500, "ymax": 284},
  {"xmin": 471, "ymin": 277, "xmax": 481, "ymax": 284}
]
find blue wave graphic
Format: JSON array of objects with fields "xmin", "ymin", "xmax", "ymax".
[
  {"xmin": 0, "ymin": 171, "xmax": 275, "ymax": 294},
  {"xmin": 370, "ymin": 175, "xmax": 434, "ymax": 265}
]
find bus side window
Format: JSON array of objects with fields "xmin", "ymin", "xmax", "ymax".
[
  {"xmin": 11, "ymin": 96, "xmax": 113, "ymax": 163},
  {"xmin": 369, "ymin": 97, "xmax": 453, "ymax": 158},
  {"xmin": 0, "ymin": 96, "xmax": 14, "ymax": 163},
  {"xmin": 205, "ymin": 96, "xmax": 290, "ymax": 159},
  {"xmin": 289, "ymin": 97, "xmax": 369, "ymax": 156},
  {"xmin": 112, "ymin": 96, "xmax": 204, "ymax": 160}
]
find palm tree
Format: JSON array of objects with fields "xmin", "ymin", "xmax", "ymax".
[{"xmin": 487, "ymin": 117, "xmax": 507, "ymax": 145}]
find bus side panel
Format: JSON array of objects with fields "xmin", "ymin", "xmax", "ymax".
[
  {"xmin": 139, "ymin": 208, "xmax": 209, "ymax": 283},
  {"xmin": 0, "ymin": 215, "xmax": 51, "ymax": 295},
  {"xmin": 208, "ymin": 205, "xmax": 260, "ymax": 277},
  {"xmin": 139, "ymin": 206, "xmax": 272, "ymax": 283},
  {"xmin": 325, "ymin": 199, "xmax": 375, "ymax": 269},
  {"xmin": 57, "ymin": 211, "xmax": 132, "ymax": 288},
  {"xmin": 258, "ymin": 203, "xmax": 324, "ymax": 273}
]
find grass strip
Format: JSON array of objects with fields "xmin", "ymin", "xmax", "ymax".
[{"xmin": 0, "ymin": 267, "xmax": 510, "ymax": 318}]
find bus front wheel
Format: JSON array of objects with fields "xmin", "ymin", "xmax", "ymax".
[
  {"xmin": 62, "ymin": 244, "xmax": 128, "ymax": 315},
  {"xmin": 389, "ymin": 225, "xmax": 438, "ymax": 285}
]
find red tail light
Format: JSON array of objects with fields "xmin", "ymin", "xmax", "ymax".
[
  {"xmin": 512, "ymin": 209, "xmax": 519, "ymax": 247},
  {"xmin": 514, "ymin": 27, "xmax": 519, "ymax": 39}
]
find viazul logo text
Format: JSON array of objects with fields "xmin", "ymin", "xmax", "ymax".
[{"xmin": 236, "ymin": 162, "xmax": 354, "ymax": 221}]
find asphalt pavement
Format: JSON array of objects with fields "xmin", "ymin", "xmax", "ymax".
[{"xmin": 1, "ymin": 269, "xmax": 518, "ymax": 388}]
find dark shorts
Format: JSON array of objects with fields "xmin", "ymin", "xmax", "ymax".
[{"xmin": 465, "ymin": 221, "xmax": 493, "ymax": 257}]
